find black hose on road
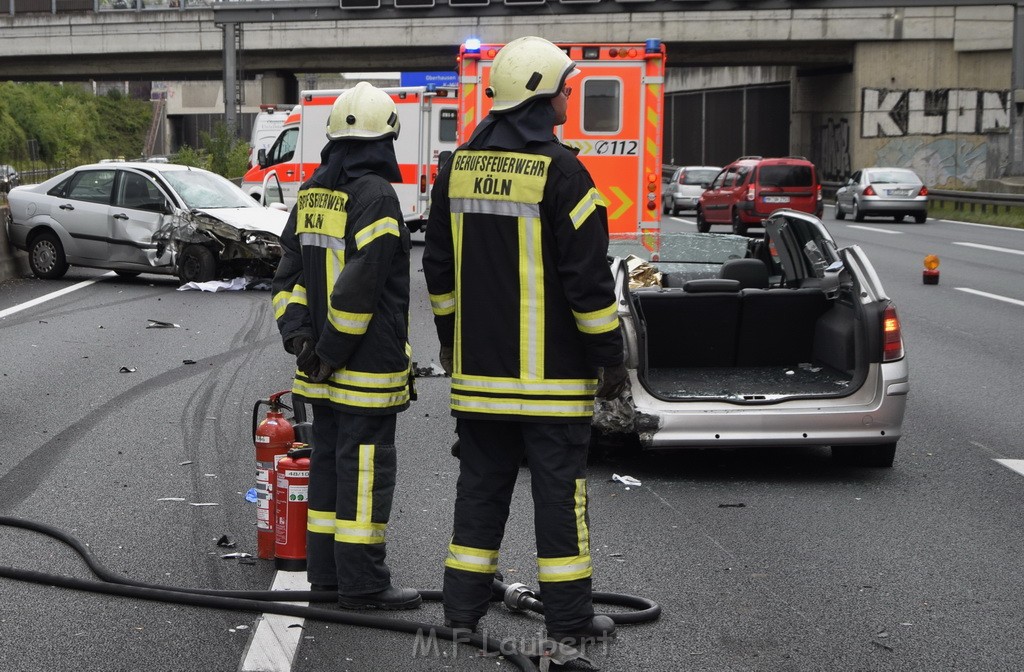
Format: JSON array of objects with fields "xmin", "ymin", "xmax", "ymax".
[{"xmin": 0, "ymin": 516, "xmax": 661, "ymax": 671}]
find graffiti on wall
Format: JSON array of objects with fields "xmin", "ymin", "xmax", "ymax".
[
  {"xmin": 862, "ymin": 88, "xmax": 1010, "ymax": 138},
  {"xmin": 874, "ymin": 136, "xmax": 989, "ymax": 189},
  {"xmin": 816, "ymin": 118, "xmax": 851, "ymax": 182}
]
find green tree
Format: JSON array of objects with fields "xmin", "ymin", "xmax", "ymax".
[{"xmin": 202, "ymin": 122, "xmax": 250, "ymax": 179}]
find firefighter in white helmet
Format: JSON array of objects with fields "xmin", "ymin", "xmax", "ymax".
[
  {"xmin": 272, "ymin": 81, "xmax": 420, "ymax": 610},
  {"xmin": 424, "ymin": 37, "xmax": 626, "ymax": 643}
]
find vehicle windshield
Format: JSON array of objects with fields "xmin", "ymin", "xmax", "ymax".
[
  {"xmin": 609, "ymin": 232, "xmax": 749, "ymax": 263},
  {"xmin": 866, "ymin": 169, "xmax": 921, "ymax": 184},
  {"xmin": 161, "ymin": 169, "xmax": 257, "ymax": 209},
  {"xmin": 681, "ymin": 169, "xmax": 718, "ymax": 185}
]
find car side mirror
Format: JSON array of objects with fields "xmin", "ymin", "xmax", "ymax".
[{"xmin": 258, "ymin": 148, "xmax": 268, "ymax": 169}]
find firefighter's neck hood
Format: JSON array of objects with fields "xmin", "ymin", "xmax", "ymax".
[
  {"xmin": 467, "ymin": 98, "xmax": 556, "ymax": 150},
  {"xmin": 310, "ymin": 137, "xmax": 402, "ymax": 188}
]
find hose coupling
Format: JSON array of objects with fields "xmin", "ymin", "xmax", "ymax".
[{"xmin": 503, "ymin": 582, "xmax": 539, "ymax": 612}]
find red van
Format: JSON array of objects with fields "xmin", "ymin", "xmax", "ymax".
[{"xmin": 697, "ymin": 156, "xmax": 823, "ymax": 235}]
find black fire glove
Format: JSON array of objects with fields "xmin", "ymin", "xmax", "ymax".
[
  {"xmin": 292, "ymin": 336, "xmax": 317, "ymax": 372},
  {"xmin": 595, "ymin": 362, "xmax": 628, "ymax": 399}
]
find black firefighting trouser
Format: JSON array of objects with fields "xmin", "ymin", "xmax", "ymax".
[
  {"xmin": 307, "ymin": 405, "xmax": 397, "ymax": 595},
  {"xmin": 443, "ymin": 418, "xmax": 595, "ymax": 633}
]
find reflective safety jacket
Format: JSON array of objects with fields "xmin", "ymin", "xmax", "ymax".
[
  {"xmin": 423, "ymin": 142, "xmax": 623, "ymax": 423},
  {"xmin": 273, "ymin": 174, "xmax": 412, "ymax": 415}
]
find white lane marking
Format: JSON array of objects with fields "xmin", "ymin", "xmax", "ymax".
[
  {"xmin": 953, "ymin": 241, "xmax": 1024, "ymax": 256},
  {"xmin": 995, "ymin": 459, "xmax": 1024, "ymax": 478},
  {"xmin": 239, "ymin": 571, "xmax": 310, "ymax": 672},
  {"xmin": 0, "ymin": 272, "xmax": 114, "ymax": 319},
  {"xmin": 954, "ymin": 287, "xmax": 1024, "ymax": 307},
  {"xmin": 845, "ymin": 225, "xmax": 903, "ymax": 235},
  {"xmin": 948, "ymin": 219, "xmax": 1024, "ymax": 231}
]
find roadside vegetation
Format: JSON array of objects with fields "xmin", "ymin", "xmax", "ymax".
[
  {"xmin": 0, "ymin": 82, "xmax": 249, "ymax": 181},
  {"xmin": 927, "ymin": 200, "xmax": 1024, "ymax": 229}
]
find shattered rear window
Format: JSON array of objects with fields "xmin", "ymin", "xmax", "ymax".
[{"xmin": 609, "ymin": 232, "xmax": 749, "ymax": 264}]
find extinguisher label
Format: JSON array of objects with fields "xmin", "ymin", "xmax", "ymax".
[
  {"xmin": 255, "ymin": 435, "xmax": 270, "ymax": 444},
  {"xmin": 283, "ymin": 469, "xmax": 307, "ymax": 478},
  {"xmin": 287, "ymin": 485, "xmax": 308, "ymax": 502}
]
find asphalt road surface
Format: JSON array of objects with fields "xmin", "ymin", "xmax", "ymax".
[{"xmin": 1, "ymin": 212, "xmax": 1022, "ymax": 672}]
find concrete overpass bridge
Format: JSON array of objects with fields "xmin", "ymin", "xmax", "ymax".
[{"xmin": 1, "ymin": 0, "xmax": 1022, "ymax": 184}]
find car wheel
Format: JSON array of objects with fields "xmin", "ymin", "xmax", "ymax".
[
  {"xmin": 696, "ymin": 207, "xmax": 710, "ymax": 233},
  {"xmin": 834, "ymin": 198, "xmax": 845, "ymax": 220},
  {"xmin": 662, "ymin": 199, "xmax": 670, "ymax": 215},
  {"xmin": 115, "ymin": 270, "xmax": 141, "ymax": 278},
  {"xmin": 914, "ymin": 212, "xmax": 927, "ymax": 223},
  {"xmin": 852, "ymin": 199, "xmax": 865, "ymax": 222},
  {"xmin": 832, "ymin": 442, "xmax": 896, "ymax": 468},
  {"xmin": 731, "ymin": 211, "xmax": 747, "ymax": 236},
  {"xmin": 178, "ymin": 245, "xmax": 217, "ymax": 284},
  {"xmin": 28, "ymin": 231, "xmax": 70, "ymax": 280}
]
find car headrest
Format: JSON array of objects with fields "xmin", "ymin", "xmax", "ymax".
[{"xmin": 719, "ymin": 258, "xmax": 769, "ymax": 289}]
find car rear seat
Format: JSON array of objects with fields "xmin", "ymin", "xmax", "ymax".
[
  {"xmin": 735, "ymin": 288, "xmax": 830, "ymax": 366},
  {"xmin": 635, "ymin": 281, "xmax": 741, "ymax": 368}
]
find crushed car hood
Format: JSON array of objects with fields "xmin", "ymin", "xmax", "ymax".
[{"xmin": 194, "ymin": 207, "xmax": 287, "ymax": 237}]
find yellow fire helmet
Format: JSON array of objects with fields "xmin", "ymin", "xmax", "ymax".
[
  {"xmin": 485, "ymin": 36, "xmax": 579, "ymax": 113},
  {"xmin": 326, "ymin": 81, "xmax": 401, "ymax": 141}
]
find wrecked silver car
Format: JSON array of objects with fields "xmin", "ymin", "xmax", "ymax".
[
  {"xmin": 595, "ymin": 210, "xmax": 909, "ymax": 468},
  {"xmin": 5, "ymin": 162, "xmax": 288, "ymax": 283}
]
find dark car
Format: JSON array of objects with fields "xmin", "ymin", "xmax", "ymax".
[
  {"xmin": 697, "ymin": 156, "xmax": 824, "ymax": 235},
  {"xmin": 0, "ymin": 164, "xmax": 20, "ymax": 193}
]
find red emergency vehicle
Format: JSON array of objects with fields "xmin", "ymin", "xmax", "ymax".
[{"xmin": 457, "ymin": 39, "xmax": 666, "ymax": 245}]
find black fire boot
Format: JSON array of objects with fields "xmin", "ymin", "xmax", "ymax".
[
  {"xmin": 546, "ymin": 615, "xmax": 616, "ymax": 647},
  {"xmin": 337, "ymin": 585, "xmax": 422, "ymax": 610}
]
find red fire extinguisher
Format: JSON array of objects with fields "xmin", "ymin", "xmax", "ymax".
[
  {"xmin": 275, "ymin": 443, "xmax": 311, "ymax": 571},
  {"xmin": 252, "ymin": 391, "xmax": 295, "ymax": 560}
]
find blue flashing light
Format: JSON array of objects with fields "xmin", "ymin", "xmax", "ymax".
[
  {"xmin": 645, "ymin": 38, "xmax": 662, "ymax": 54},
  {"xmin": 465, "ymin": 38, "xmax": 481, "ymax": 53}
]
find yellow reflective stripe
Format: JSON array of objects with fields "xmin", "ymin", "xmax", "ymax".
[
  {"xmin": 307, "ymin": 508, "xmax": 335, "ymax": 535},
  {"xmin": 453, "ymin": 374, "xmax": 597, "ymax": 396},
  {"xmin": 430, "ymin": 291, "xmax": 456, "ymax": 316},
  {"xmin": 453, "ymin": 212, "xmax": 464, "ymax": 374},
  {"xmin": 355, "ymin": 217, "xmax": 400, "ymax": 250},
  {"xmin": 451, "ymin": 394, "xmax": 594, "ymax": 417},
  {"xmin": 329, "ymin": 309, "xmax": 372, "ymax": 335},
  {"xmin": 330, "ymin": 368, "xmax": 410, "ymax": 389},
  {"xmin": 569, "ymin": 188, "xmax": 606, "ymax": 230},
  {"xmin": 294, "ymin": 379, "xmax": 411, "ymax": 409},
  {"xmin": 273, "ymin": 284, "xmax": 307, "ymax": 320},
  {"xmin": 299, "ymin": 232, "xmax": 345, "ymax": 250},
  {"xmin": 519, "ymin": 216, "xmax": 544, "ymax": 380},
  {"xmin": 445, "ymin": 543, "xmax": 499, "ymax": 574},
  {"xmin": 574, "ymin": 479, "xmax": 590, "ymax": 557},
  {"xmin": 537, "ymin": 554, "xmax": 593, "ymax": 582},
  {"xmin": 572, "ymin": 303, "xmax": 620, "ymax": 335},
  {"xmin": 334, "ymin": 519, "xmax": 387, "ymax": 545},
  {"xmin": 356, "ymin": 444, "xmax": 374, "ymax": 523}
]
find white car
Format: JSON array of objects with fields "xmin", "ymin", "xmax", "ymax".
[
  {"xmin": 6, "ymin": 162, "xmax": 288, "ymax": 283},
  {"xmin": 597, "ymin": 209, "xmax": 909, "ymax": 467},
  {"xmin": 662, "ymin": 165, "xmax": 720, "ymax": 215},
  {"xmin": 834, "ymin": 167, "xmax": 928, "ymax": 223}
]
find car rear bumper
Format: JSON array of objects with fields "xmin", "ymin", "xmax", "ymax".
[
  {"xmin": 859, "ymin": 197, "xmax": 927, "ymax": 214},
  {"xmin": 630, "ymin": 361, "xmax": 909, "ymax": 449}
]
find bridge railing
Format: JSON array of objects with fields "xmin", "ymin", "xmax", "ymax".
[{"xmin": 2, "ymin": 0, "xmax": 207, "ymax": 14}]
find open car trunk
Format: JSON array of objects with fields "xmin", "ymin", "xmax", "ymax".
[{"xmin": 610, "ymin": 216, "xmax": 878, "ymax": 406}]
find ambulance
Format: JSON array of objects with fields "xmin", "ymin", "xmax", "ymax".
[
  {"xmin": 241, "ymin": 86, "xmax": 459, "ymax": 232},
  {"xmin": 457, "ymin": 39, "xmax": 666, "ymax": 245}
]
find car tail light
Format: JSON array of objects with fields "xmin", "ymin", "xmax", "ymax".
[
  {"xmin": 864, "ymin": 185, "xmax": 877, "ymax": 196},
  {"xmin": 881, "ymin": 303, "xmax": 905, "ymax": 362},
  {"xmin": 919, "ymin": 186, "xmax": 929, "ymax": 196},
  {"xmin": 816, "ymin": 184, "xmax": 822, "ymax": 201},
  {"xmin": 420, "ymin": 174, "xmax": 427, "ymax": 194}
]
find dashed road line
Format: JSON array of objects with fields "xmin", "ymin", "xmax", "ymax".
[
  {"xmin": 845, "ymin": 225, "xmax": 903, "ymax": 234},
  {"xmin": 995, "ymin": 459, "xmax": 1024, "ymax": 478},
  {"xmin": 952, "ymin": 241, "xmax": 1024, "ymax": 256},
  {"xmin": 239, "ymin": 571, "xmax": 310, "ymax": 672},
  {"xmin": 0, "ymin": 272, "xmax": 114, "ymax": 319},
  {"xmin": 954, "ymin": 287, "xmax": 1024, "ymax": 307}
]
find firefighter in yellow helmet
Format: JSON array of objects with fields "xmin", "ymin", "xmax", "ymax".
[
  {"xmin": 424, "ymin": 37, "xmax": 627, "ymax": 643},
  {"xmin": 272, "ymin": 82, "xmax": 420, "ymax": 610}
]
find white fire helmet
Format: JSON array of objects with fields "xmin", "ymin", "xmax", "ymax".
[
  {"xmin": 484, "ymin": 36, "xmax": 579, "ymax": 113},
  {"xmin": 326, "ymin": 81, "xmax": 401, "ymax": 141}
]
